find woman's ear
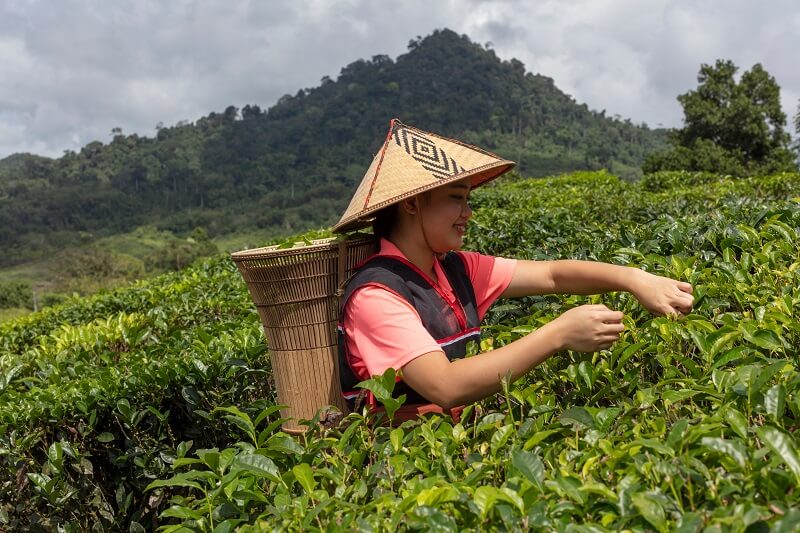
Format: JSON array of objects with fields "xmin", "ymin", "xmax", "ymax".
[{"xmin": 401, "ymin": 197, "xmax": 418, "ymax": 215}]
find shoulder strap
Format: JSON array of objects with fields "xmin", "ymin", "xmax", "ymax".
[{"xmin": 440, "ymin": 252, "xmax": 479, "ymax": 328}]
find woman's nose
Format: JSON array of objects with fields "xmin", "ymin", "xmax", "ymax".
[{"xmin": 462, "ymin": 201, "xmax": 473, "ymax": 218}]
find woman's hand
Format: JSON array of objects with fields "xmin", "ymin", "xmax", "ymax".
[
  {"xmin": 552, "ymin": 304, "xmax": 625, "ymax": 352},
  {"xmin": 630, "ymin": 270, "xmax": 694, "ymax": 316}
]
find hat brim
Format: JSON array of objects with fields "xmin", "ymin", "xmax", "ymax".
[{"xmin": 332, "ymin": 159, "xmax": 514, "ymax": 233}]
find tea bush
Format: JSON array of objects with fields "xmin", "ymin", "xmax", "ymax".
[{"xmin": 2, "ymin": 171, "xmax": 799, "ymax": 531}]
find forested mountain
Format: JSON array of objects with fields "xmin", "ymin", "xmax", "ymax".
[{"xmin": 0, "ymin": 29, "xmax": 666, "ymax": 266}]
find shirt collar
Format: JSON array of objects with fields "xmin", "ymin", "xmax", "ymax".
[{"xmin": 377, "ymin": 238, "xmax": 454, "ymax": 294}]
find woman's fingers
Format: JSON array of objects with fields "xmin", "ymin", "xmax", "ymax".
[
  {"xmin": 670, "ymin": 291, "xmax": 694, "ymax": 315},
  {"xmin": 678, "ymin": 281, "xmax": 693, "ymax": 293},
  {"xmin": 602, "ymin": 322, "xmax": 625, "ymax": 334},
  {"xmin": 599, "ymin": 310, "xmax": 624, "ymax": 323}
]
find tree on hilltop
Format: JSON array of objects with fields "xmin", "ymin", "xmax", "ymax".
[{"xmin": 644, "ymin": 59, "xmax": 797, "ymax": 175}]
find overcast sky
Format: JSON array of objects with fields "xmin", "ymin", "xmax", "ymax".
[{"xmin": 1, "ymin": 0, "xmax": 798, "ymax": 159}]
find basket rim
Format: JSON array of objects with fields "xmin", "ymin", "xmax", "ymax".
[{"xmin": 230, "ymin": 234, "xmax": 374, "ymax": 262}]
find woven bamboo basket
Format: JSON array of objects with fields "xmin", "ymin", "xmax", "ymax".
[{"xmin": 231, "ymin": 235, "xmax": 376, "ymax": 433}]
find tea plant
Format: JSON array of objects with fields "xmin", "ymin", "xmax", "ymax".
[{"xmin": 2, "ymin": 171, "xmax": 799, "ymax": 531}]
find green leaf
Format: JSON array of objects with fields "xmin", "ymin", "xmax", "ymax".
[
  {"xmin": 27, "ymin": 473, "xmax": 53, "ymax": 494},
  {"xmin": 704, "ymin": 326, "xmax": 740, "ymax": 359},
  {"xmin": 666, "ymin": 418, "xmax": 689, "ymax": 449},
  {"xmin": 212, "ymin": 519, "xmax": 246, "ymax": 533},
  {"xmin": 764, "ymin": 383, "xmax": 786, "ymax": 422},
  {"xmin": 214, "ymin": 406, "xmax": 256, "ymax": 443},
  {"xmin": 661, "ymin": 389, "xmax": 699, "ymax": 404},
  {"xmin": 700, "ymin": 437, "xmax": 748, "ymax": 469},
  {"xmin": 116, "ymin": 398, "xmax": 133, "ymax": 422},
  {"xmin": 511, "ymin": 450, "xmax": 544, "ymax": 489},
  {"xmin": 128, "ymin": 521, "xmax": 147, "ymax": 533},
  {"xmin": 177, "ymin": 440, "xmax": 193, "ymax": 458},
  {"xmin": 554, "ymin": 475, "xmax": 584, "ymax": 504},
  {"xmin": 722, "ymin": 407, "xmax": 749, "ymax": 440},
  {"xmin": 742, "ymin": 328, "xmax": 783, "ymax": 351},
  {"xmin": 631, "ymin": 492, "xmax": 666, "ymax": 532},
  {"xmin": 688, "ymin": 328, "xmax": 710, "ymax": 355},
  {"xmin": 253, "ymin": 404, "xmax": 287, "ymax": 428},
  {"xmin": 47, "ymin": 442, "xmax": 63, "ymax": 471},
  {"xmin": 749, "ymin": 361, "xmax": 787, "ymax": 401},
  {"xmin": 196, "ymin": 449, "xmax": 221, "ymax": 471},
  {"xmin": 161, "ymin": 505, "xmax": 205, "ymax": 520},
  {"xmin": 490, "ymin": 425, "xmax": 513, "ymax": 456},
  {"xmin": 172, "ymin": 457, "xmax": 203, "ymax": 469},
  {"xmin": 411, "ymin": 507, "xmax": 457, "ymax": 532},
  {"xmin": 257, "ymin": 418, "xmax": 291, "ymax": 447},
  {"xmin": 711, "ymin": 346, "xmax": 751, "ymax": 369},
  {"xmin": 390, "ymin": 428, "xmax": 404, "ymax": 453},
  {"xmin": 96, "ymin": 432, "xmax": 115, "ymax": 443},
  {"xmin": 578, "ymin": 481, "xmax": 617, "ymax": 501},
  {"xmin": 524, "ymin": 429, "xmax": 562, "ymax": 450},
  {"xmin": 594, "ymin": 407, "xmax": 622, "ymax": 432},
  {"xmin": 292, "ymin": 463, "xmax": 316, "ymax": 494},
  {"xmin": 472, "ymin": 486, "xmax": 499, "ymax": 519},
  {"xmin": 577, "ymin": 360, "xmax": 594, "ymax": 388},
  {"xmin": 772, "ymin": 508, "xmax": 800, "ymax": 533},
  {"xmin": 356, "ymin": 367, "xmax": 397, "ymax": 399},
  {"xmin": 559, "ymin": 407, "xmax": 595, "ymax": 429},
  {"xmin": 614, "ymin": 341, "xmax": 646, "ymax": 371},
  {"xmin": 674, "ymin": 513, "xmax": 703, "ymax": 533},
  {"xmin": 626, "ymin": 438, "xmax": 674, "ymax": 457},
  {"xmin": 231, "ymin": 454, "xmax": 281, "ymax": 482},
  {"xmin": 498, "ymin": 487, "xmax": 525, "ymax": 515},
  {"xmin": 416, "ymin": 486, "xmax": 460, "ymax": 507},
  {"xmin": 145, "ymin": 473, "xmax": 204, "ymax": 491},
  {"xmin": 756, "ymin": 426, "xmax": 800, "ymax": 482},
  {"xmin": 355, "ymin": 368, "xmax": 406, "ymax": 420},
  {"xmin": 265, "ymin": 434, "xmax": 304, "ymax": 456}
]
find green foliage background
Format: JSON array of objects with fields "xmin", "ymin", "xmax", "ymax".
[
  {"xmin": 0, "ymin": 29, "xmax": 666, "ymax": 269},
  {"xmin": 644, "ymin": 60, "xmax": 796, "ymax": 177},
  {"xmin": 1, "ymin": 170, "xmax": 799, "ymax": 531}
]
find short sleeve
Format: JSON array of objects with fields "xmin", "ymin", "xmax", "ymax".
[
  {"xmin": 343, "ymin": 285, "xmax": 444, "ymax": 379},
  {"xmin": 456, "ymin": 252, "xmax": 517, "ymax": 319}
]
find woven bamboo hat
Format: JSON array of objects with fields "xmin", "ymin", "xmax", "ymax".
[{"xmin": 332, "ymin": 119, "xmax": 515, "ymax": 233}]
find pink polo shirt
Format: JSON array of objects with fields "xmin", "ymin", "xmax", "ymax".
[{"xmin": 342, "ymin": 239, "xmax": 517, "ymax": 381}]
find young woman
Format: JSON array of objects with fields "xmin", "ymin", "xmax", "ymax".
[{"xmin": 333, "ymin": 120, "xmax": 693, "ymax": 418}]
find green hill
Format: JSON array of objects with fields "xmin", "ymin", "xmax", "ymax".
[{"xmin": 0, "ymin": 29, "xmax": 666, "ymax": 268}]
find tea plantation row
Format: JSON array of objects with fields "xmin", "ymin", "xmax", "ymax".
[{"xmin": 1, "ymin": 171, "xmax": 799, "ymax": 531}]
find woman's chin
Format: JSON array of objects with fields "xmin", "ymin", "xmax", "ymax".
[
  {"xmin": 449, "ymin": 237, "xmax": 465, "ymax": 251},
  {"xmin": 427, "ymin": 234, "xmax": 464, "ymax": 253}
]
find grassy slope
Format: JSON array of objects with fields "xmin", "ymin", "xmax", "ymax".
[{"xmin": 0, "ymin": 225, "xmax": 289, "ymax": 321}]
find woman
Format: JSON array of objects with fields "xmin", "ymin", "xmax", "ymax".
[{"xmin": 333, "ymin": 119, "xmax": 693, "ymax": 419}]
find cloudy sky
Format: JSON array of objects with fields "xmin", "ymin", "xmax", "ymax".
[{"xmin": 1, "ymin": 0, "xmax": 798, "ymax": 159}]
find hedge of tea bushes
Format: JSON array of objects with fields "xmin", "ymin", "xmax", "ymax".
[{"xmin": 2, "ymin": 171, "xmax": 799, "ymax": 531}]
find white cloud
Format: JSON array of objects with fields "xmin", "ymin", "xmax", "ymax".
[{"xmin": 0, "ymin": 0, "xmax": 798, "ymax": 158}]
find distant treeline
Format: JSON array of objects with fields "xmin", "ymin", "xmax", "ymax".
[{"xmin": 0, "ymin": 29, "xmax": 667, "ymax": 267}]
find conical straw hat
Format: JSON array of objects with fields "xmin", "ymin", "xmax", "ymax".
[{"xmin": 332, "ymin": 119, "xmax": 515, "ymax": 233}]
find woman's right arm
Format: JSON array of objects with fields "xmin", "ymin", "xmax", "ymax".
[{"xmin": 401, "ymin": 304, "xmax": 623, "ymax": 409}]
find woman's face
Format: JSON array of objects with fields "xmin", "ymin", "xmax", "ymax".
[{"xmin": 418, "ymin": 179, "xmax": 473, "ymax": 252}]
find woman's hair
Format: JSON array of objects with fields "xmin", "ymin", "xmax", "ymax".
[{"xmin": 372, "ymin": 204, "xmax": 399, "ymax": 239}]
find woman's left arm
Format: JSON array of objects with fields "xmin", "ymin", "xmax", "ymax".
[{"xmin": 501, "ymin": 259, "xmax": 694, "ymax": 316}]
